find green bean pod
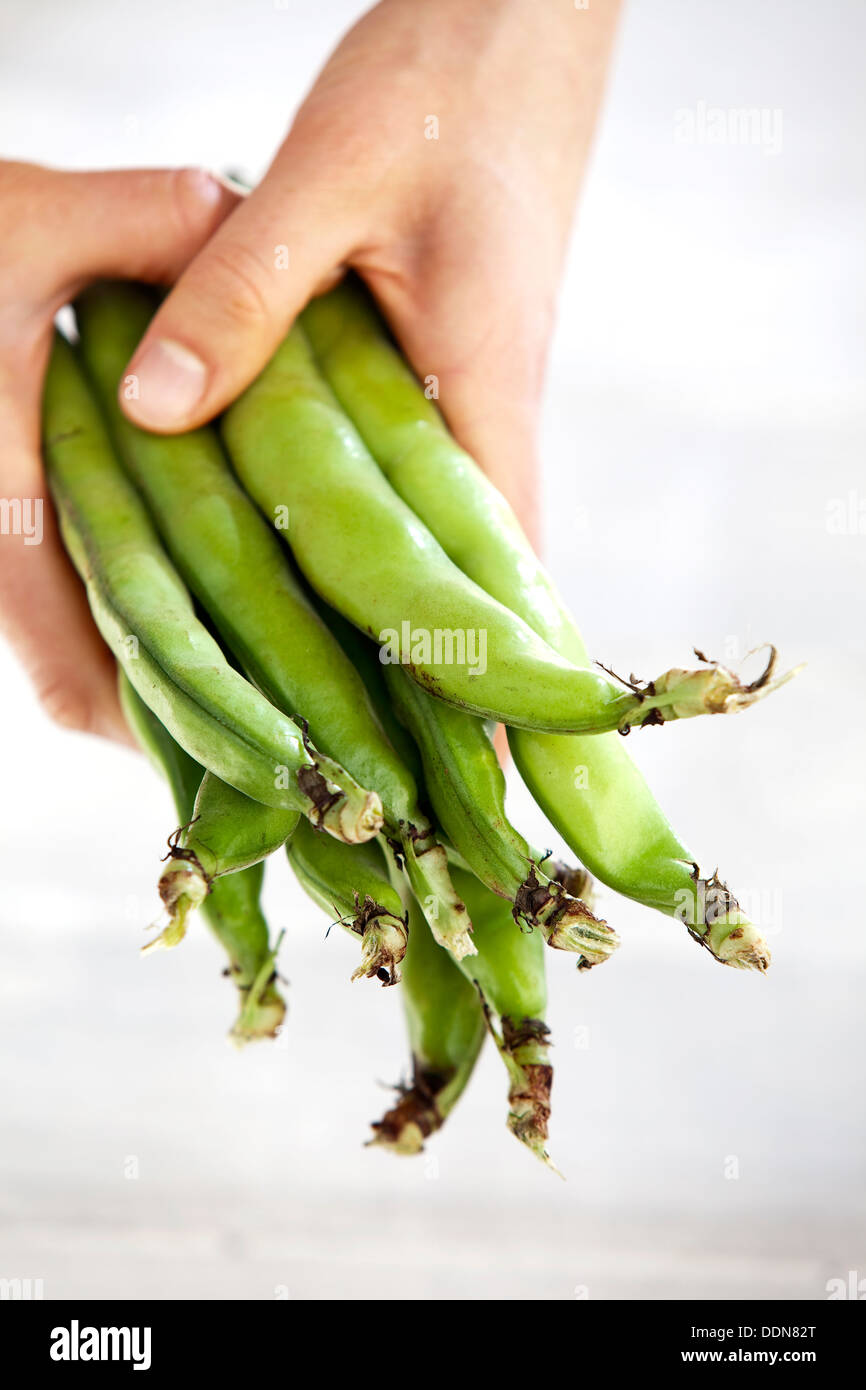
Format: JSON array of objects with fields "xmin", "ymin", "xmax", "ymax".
[
  {"xmin": 287, "ymin": 819, "xmax": 408, "ymax": 985},
  {"xmin": 301, "ymin": 281, "xmax": 794, "ymax": 729},
  {"xmin": 383, "ymin": 662, "xmax": 619, "ymax": 967},
  {"xmin": 303, "ymin": 281, "xmax": 773, "ymax": 970},
  {"xmin": 118, "ymin": 672, "xmax": 286, "ymax": 1041},
  {"xmin": 308, "ymin": 595, "xmax": 425, "ymax": 786},
  {"xmin": 200, "ymin": 865, "xmax": 285, "ymax": 1044},
  {"xmin": 446, "ymin": 866, "xmax": 555, "ymax": 1167},
  {"xmin": 370, "ymin": 886, "xmax": 486, "ymax": 1155},
  {"xmin": 42, "ymin": 331, "xmax": 381, "ymax": 845},
  {"xmin": 223, "ymin": 320, "xmax": 766, "ymax": 735},
  {"xmin": 75, "ymin": 282, "xmax": 472, "ymax": 956},
  {"xmin": 154, "ymin": 770, "xmax": 298, "ymax": 951},
  {"xmin": 310, "ymin": 596, "xmax": 476, "ymax": 962}
]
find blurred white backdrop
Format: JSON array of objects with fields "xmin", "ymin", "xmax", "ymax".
[{"xmin": 0, "ymin": 0, "xmax": 864, "ymax": 1300}]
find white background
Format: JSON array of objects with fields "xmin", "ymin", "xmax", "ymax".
[{"xmin": 0, "ymin": 0, "xmax": 864, "ymax": 1299}]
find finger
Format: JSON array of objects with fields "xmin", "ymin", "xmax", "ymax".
[
  {"xmin": 361, "ymin": 245, "xmax": 552, "ymax": 550},
  {"xmin": 0, "ymin": 346, "xmax": 133, "ymax": 744},
  {"xmin": 5, "ymin": 163, "xmax": 240, "ymax": 306},
  {"xmin": 56, "ymin": 165, "xmax": 240, "ymax": 290},
  {"xmin": 119, "ymin": 147, "xmax": 363, "ymax": 432}
]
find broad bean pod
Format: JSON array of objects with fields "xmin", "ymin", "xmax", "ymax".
[
  {"xmin": 287, "ymin": 818, "xmax": 408, "ymax": 985},
  {"xmin": 449, "ymin": 866, "xmax": 555, "ymax": 1168},
  {"xmin": 222, "ymin": 320, "xmax": 744, "ymax": 735},
  {"xmin": 370, "ymin": 885, "xmax": 486, "ymax": 1155},
  {"xmin": 154, "ymin": 769, "xmax": 298, "ymax": 951},
  {"xmin": 118, "ymin": 673, "xmax": 285, "ymax": 1040},
  {"xmin": 303, "ymin": 281, "xmax": 775, "ymax": 970},
  {"xmin": 42, "ymin": 332, "xmax": 381, "ymax": 845},
  {"xmin": 383, "ymin": 661, "xmax": 619, "ymax": 968},
  {"xmin": 77, "ymin": 284, "xmax": 470, "ymax": 956},
  {"xmin": 312, "ymin": 596, "xmax": 476, "ymax": 961}
]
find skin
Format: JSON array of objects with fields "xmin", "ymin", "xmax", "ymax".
[
  {"xmin": 119, "ymin": 0, "xmax": 622, "ymax": 501},
  {"xmin": 3, "ymin": 1, "xmax": 622, "ymax": 738}
]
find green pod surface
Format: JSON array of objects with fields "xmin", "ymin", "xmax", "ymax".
[
  {"xmin": 304, "ymin": 281, "xmax": 771, "ymax": 971},
  {"xmin": 383, "ymin": 663, "xmax": 619, "ymax": 968},
  {"xmin": 220, "ymin": 324, "xmax": 660, "ymax": 735},
  {"xmin": 42, "ymin": 333, "xmax": 379, "ymax": 842},
  {"xmin": 449, "ymin": 865, "xmax": 554, "ymax": 1166},
  {"xmin": 118, "ymin": 672, "xmax": 285, "ymax": 1039},
  {"xmin": 287, "ymin": 819, "xmax": 408, "ymax": 985},
  {"xmin": 385, "ymin": 667, "xmax": 528, "ymax": 896},
  {"xmin": 450, "ymin": 867, "xmax": 548, "ymax": 1022},
  {"xmin": 76, "ymin": 281, "xmax": 416, "ymax": 832},
  {"xmin": 302, "ymin": 280, "xmax": 578, "ymax": 654},
  {"xmin": 302, "ymin": 593, "xmax": 476, "ymax": 963},
  {"xmin": 309, "ymin": 594, "xmax": 424, "ymax": 786},
  {"xmin": 155, "ymin": 770, "xmax": 299, "ymax": 947},
  {"xmin": 370, "ymin": 890, "xmax": 486, "ymax": 1156},
  {"xmin": 196, "ymin": 863, "xmax": 286, "ymax": 1042},
  {"xmin": 185, "ymin": 770, "xmax": 298, "ymax": 881}
]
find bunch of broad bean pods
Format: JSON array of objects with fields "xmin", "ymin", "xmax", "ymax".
[{"xmin": 41, "ymin": 278, "xmax": 795, "ymax": 1166}]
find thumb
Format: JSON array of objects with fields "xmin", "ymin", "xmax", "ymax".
[{"xmin": 119, "ymin": 152, "xmax": 361, "ymax": 433}]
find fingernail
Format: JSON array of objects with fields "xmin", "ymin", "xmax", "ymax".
[
  {"xmin": 179, "ymin": 167, "xmax": 229, "ymax": 207},
  {"xmin": 125, "ymin": 338, "xmax": 208, "ymax": 428}
]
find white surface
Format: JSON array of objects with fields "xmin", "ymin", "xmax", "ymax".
[{"xmin": 1, "ymin": 0, "xmax": 864, "ymax": 1300}]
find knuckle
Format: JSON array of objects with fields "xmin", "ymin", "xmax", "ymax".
[
  {"xmin": 36, "ymin": 675, "xmax": 93, "ymax": 733},
  {"xmin": 197, "ymin": 241, "xmax": 276, "ymax": 329},
  {"xmin": 169, "ymin": 166, "xmax": 224, "ymax": 237}
]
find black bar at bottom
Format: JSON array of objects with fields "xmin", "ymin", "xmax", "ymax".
[{"xmin": 1, "ymin": 1296, "xmax": 863, "ymax": 1374}]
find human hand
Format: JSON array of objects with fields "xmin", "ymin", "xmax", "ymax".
[
  {"xmin": 0, "ymin": 162, "xmax": 237, "ymax": 740},
  {"xmin": 121, "ymin": 0, "xmax": 621, "ymax": 544}
]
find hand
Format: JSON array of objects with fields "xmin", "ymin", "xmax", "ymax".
[
  {"xmin": 0, "ymin": 162, "xmax": 237, "ymax": 740},
  {"xmin": 121, "ymin": 0, "xmax": 621, "ymax": 543}
]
